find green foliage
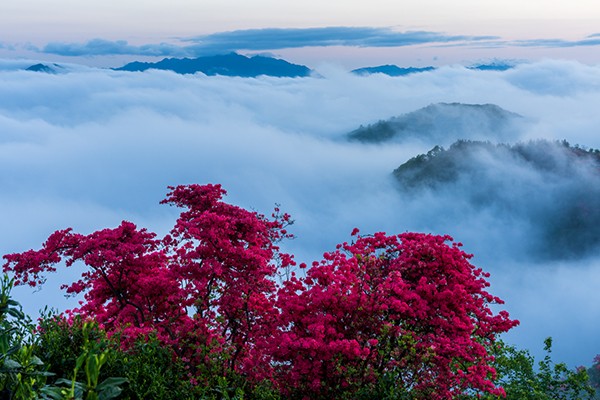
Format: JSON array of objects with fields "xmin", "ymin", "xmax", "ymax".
[
  {"xmin": 36, "ymin": 313, "xmax": 281, "ymax": 400},
  {"xmin": 37, "ymin": 315, "xmax": 192, "ymax": 400},
  {"xmin": 0, "ymin": 276, "xmax": 597, "ymax": 400},
  {"xmin": 192, "ymin": 373, "xmax": 281, "ymax": 400},
  {"xmin": 482, "ymin": 338, "xmax": 595, "ymax": 400},
  {"xmin": 586, "ymin": 364, "xmax": 600, "ymax": 399},
  {"xmin": 40, "ymin": 320, "xmax": 127, "ymax": 400},
  {"xmin": 37, "ymin": 313, "xmax": 107, "ymax": 385},
  {"xmin": 0, "ymin": 274, "xmax": 52, "ymax": 399},
  {"xmin": 347, "ymin": 372, "xmax": 412, "ymax": 400},
  {"xmin": 108, "ymin": 334, "xmax": 196, "ymax": 400}
]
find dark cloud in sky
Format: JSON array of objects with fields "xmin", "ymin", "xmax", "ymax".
[
  {"xmin": 29, "ymin": 27, "xmax": 600, "ymax": 58},
  {"xmin": 182, "ymin": 27, "xmax": 498, "ymax": 53},
  {"xmin": 36, "ymin": 27, "xmax": 499, "ymax": 57},
  {"xmin": 41, "ymin": 38, "xmax": 188, "ymax": 57},
  {"xmin": 513, "ymin": 37, "xmax": 600, "ymax": 48},
  {"xmin": 1, "ymin": 60, "xmax": 599, "ymax": 368}
]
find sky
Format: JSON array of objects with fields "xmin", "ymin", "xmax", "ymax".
[
  {"xmin": 2, "ymin": 0, "xmax": 600, "ymax": 67},
  {"xmin": 1, "ymin": 0, "xmax": 600, "ymax": 372}
]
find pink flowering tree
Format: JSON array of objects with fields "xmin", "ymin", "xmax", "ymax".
[
  {"xmin": 3, "ymin": 184, "xmax": 518, "ymax": 398},
  {"xmin": 3, "ymin": 184, "xmax": 294, "ymax": 381},
  {"xmin": 273, "ymin": 230, "xmax": 518, "ymax": 399}
]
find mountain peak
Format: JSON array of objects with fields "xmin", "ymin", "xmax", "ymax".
[
  {"xmin": 114, "ymin": 53, "xmax": 312, "ymax": 77},
  {"xmin": 351, "ymin": 65, "xmax": 436, "ymax": 76},
  {"xmin": 348, "ymin": 102, "xmax": 526, "ymax": 145},
  {"xmin": 25, "ymin": 63, "xmax": 58, "ymax": 73},
  {"xmin": 392, "ymin": 140, "xmax": 600, "ymax": 259}
]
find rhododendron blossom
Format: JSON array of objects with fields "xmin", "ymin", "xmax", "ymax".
[
  {"xmin": 4, "ymin": 184, "xmax": 294, "ymax": 378},
  {"xmin": 273, "ymin": 230, "xmax": 518, "ymax": 398},
  {"xmin": 3, "ymin": 184, "xmax": 517, "ymax": 398}
]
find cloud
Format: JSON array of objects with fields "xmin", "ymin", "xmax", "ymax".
[
  {"xmin": 512, "ymin": 37, "xmax": 600, "ymax": 48},
  {"xmin": 0, "ymin": 58, "xmax": 42, "ymax": 70},
  {"xmin": 505, "ymin": 59, "xmax": 600, "ymax": 95},
  {"xmin": 38, "ymin": 27, "xmax": 498, "ymax": 57},
  {"xmin": 1, "ymin": 61, "xmax": 600, "ymax": 368},
  {"xmin": 393, "ymin": 139, "xmax": 600, "ymax": 261},
  {"xmin": 41, "ymin": 38, "xmax": 187, "ymax": 57},
  {"xmin": 182, "ymin": 27, "xmax": 498, "ymax": 53},
  {"xmin": 0, "ymin": 42, "xmax": 18, "ymax": 51},
  {"xmin": 33, "ymin": 27, "xmax": 600, "ymax": 59}
]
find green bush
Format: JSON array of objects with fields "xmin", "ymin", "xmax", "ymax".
[
  {"xmin": 0, "ymin": 274, "xmax": 52, "ymax": 399},
  {"xmin": 482, "ymin": 338, "xmax": 595, "ymax": 400}
]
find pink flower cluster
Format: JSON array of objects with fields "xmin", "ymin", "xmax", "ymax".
[
  {"xmin": 273, "ymin": 230, "xmax": 518, "ymax": 398},
  {"xmin": 3, "ymin": 184, "xmax": 518, "ymax": 398}
]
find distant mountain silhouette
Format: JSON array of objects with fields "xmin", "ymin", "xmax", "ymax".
[
  {"xmin": 351, "ymin": 65, "xmax": 435, "ymax": 76},
  {"xmin": 115, "ymin": 53, "xmax": 312, "ymax": 77},
  {"xmin": 351, "ymin": 62, "xmax": 516, "ymax": 76},
  {"xmin": 348, "ymin": 103, "xmax": 526, "ymax": 145},
  {"xmin": 393, "ymin": 140, "xmax": 600, "ymax": 260},
  {"xmin": 25, "ymin": 63, "xmax": 58, "ymax": 73},
  {"xmin": 467, "ymin": 62, "xmax": 516, "ymax": 71}
]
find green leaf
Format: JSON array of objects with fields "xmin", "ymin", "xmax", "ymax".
[
  {"xmin": 7, "ymin": 308, "xmax": 25, "ymax": 319},
  {"xmin": 86, "ymin": 354, "xmax": 100, "ymax": 387},
  {"xmin": 30, "ymin": 355, "xmax": 45, "ymax": 366},
  {"xmin": 98, "ymin": 385, "xmax": 124, "ymax": 400},
  {"xmin": 96, "ymin": 377, "xmax": 128, "ymax": 390},
  {"xmin": 3, "ymin": 358, "xmax": 22, "ymax": 370},
  {"xmin": 33, "ymin": 370, "xmax": 56, "ymax": 377},
  {"xmin": 53, "ymin": 378, "xmax": 75, "ymax": 386},
  {"xmin": 3, "ymin": 344, "xmax": 21, "ymax": 358},
  {"xmin": 39, "ymin": 385, "xmax": 66, "ymax": 400},
  {"xmin": 75, "ymin": 351, "xmax": 87, "ymax": 371}
]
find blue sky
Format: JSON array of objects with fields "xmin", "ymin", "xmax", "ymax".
[{"xmin": 2, "ymin": 0, "xmax": 600, "ymax": 67}]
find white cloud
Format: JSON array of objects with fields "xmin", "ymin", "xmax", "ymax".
[{"xmin": 1, "ymin": 60, "xmax": 599, "ymax": 367}]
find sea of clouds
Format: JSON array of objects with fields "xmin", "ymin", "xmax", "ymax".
[{"xmin": 0, "ymin": 59, "xmax": 599, "ymax": 366}]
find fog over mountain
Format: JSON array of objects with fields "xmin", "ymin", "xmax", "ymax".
[
  {"xmin": 393, "ymin": 140, "xmax": 600, "ymax": 260},
  {"xmin": 0, "ymin": 59, "xmax": 599, "ymax": 367},
  {"xmin": 348, "ymin": 102, "xmax": 527, "ymax": 145},
  {"xmin": 350, "ymin": 61, "xmax": 516, "ymax": 76},
  {"xmin": 25, "ymin": 63, "xmax": 60, "ymax": 74}
]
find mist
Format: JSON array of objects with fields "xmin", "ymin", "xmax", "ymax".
[{"xmin": 0, "ymin": 59, "xmax": 599, "ymax": 367}]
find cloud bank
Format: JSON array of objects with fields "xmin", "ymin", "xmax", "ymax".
[
  {"xmin": 393, "ymin": 140, "xmax": 600, "ymax": 261},
  {"xmin": 42, "ymin": 38, "xmax": 188, "ymax": 57},
  {"xmin": 37, "ymin": 27, "xmax": 495, "ymax": 57},
  {"xmin": 27, "ymin": 27, "xmax": 600, "ymax": 59},
  {"xmin": 182, "ymin": 27, "xmax": 497, "ymax": 53},
  {"xmin": 514, "ymin": 37, "xmax": 600, "ymax": 48},
  {"xmin": 1, "ymin": 60, "xmax": 599, "ymax": 367}
]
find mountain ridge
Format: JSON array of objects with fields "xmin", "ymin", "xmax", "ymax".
[
  {"xmin": 347, "ymin": 102, "xmax": 526, "ymax": 145},
  {"xmin": 113, "ymin": 52, "xmax": 312, "ymax": 77},
  {"xmin": 351, "ymin": 65, "xmax": 435, "ymax": 76},
  {"xmin": 21, "ymin": 56, "xmax": 518, "ymax": 78},
  {"xmin": 392, "ymin": 139, "xmax": 600, "ymax": 260}
]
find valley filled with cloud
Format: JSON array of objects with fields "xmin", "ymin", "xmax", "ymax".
[{"xmin": 1, "ymin": 59, "xmax": 599, "ymax": 367}]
